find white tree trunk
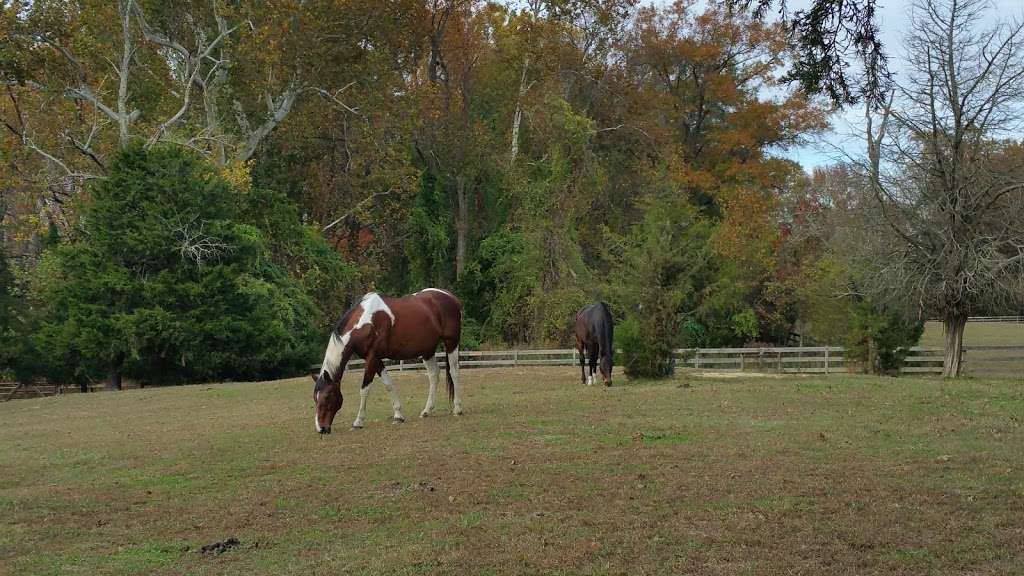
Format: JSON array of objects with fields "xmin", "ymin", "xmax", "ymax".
[
  {"xmin": 455, "ymin": 176, "xmax": 468, "ymax": 278},
  {"xmin": 509, "ymin": 55, "xmax": 529, "ymax": 166}
]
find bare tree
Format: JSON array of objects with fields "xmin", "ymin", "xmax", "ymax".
[
  {"xmin": 864, "ymin": 0, "xmax": 1024, "ymax": 376},
  {"xmin": 5, "ymin": 0, "xmax": 348, "ymax": 184}
]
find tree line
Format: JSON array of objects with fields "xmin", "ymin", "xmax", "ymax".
[{"xmin": 1, "ymin": 0, "xmax": 1021, "ymax": 386}]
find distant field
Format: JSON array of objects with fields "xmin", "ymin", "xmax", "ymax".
[
  {"xmin": 920, "ymin": 320, "xmax": 1024, "ymax": 347},
  {"xmin": 920, "ymin": 321, "xmax": 1024, "ymax": 376},
  {"xmin": 2, "ymin": 367, "xmax": 1022, "ymax": 575}
]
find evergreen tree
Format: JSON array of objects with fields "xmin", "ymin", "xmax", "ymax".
[
  {"xmin": 32, "ymin": 146, "xmax": 335, "ymax": 388},
  {"xmin": 608, "ymin": 195, "xmax": 714, "ymax": 378}
]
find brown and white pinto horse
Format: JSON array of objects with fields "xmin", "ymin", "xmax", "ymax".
[{"xmin": 312, "ymin": 289, "xmax": 463, "ymax": 434}]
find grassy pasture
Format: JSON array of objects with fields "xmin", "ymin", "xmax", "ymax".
[
  {"xmin": 1, "ymin": 367, "xmax": 1022, "ymax": 575},
  {"xmin": 920, "ymin": 321, "xmax": 1024, "ymax": 348},
  {"xmin": 920, "ymin": 321, "xmax": 1024, "ymax": 376}
]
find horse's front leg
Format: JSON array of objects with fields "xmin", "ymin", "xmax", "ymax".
[
  {"xmin": 352, "ymin": 357, "xmax": 377, "ymax": 429},
  {"xmin": 588, "ymin": 348, "xmax": 598, "ymax": 386},
  {"xmin": 420, "ymin": 354, "xmax": 439, "ymax": 417},
  {"xmin": 378, "ymin": 365, "xmax": 405, "ymax": 423}
]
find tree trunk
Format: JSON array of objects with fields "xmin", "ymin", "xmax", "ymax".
[
  {"xmin": 455, "ymin": 176, "xmax": 468, "ymax": 278},
  {"xmin": 107, "ymin": 369, "xmax": 122, "ymax": 391},
  {"xmin": 107, "ymin": 352, "xmax": 124, "ymax": 391},
  {"xmin": 942, "ymin": 312, "xmax": 967, "ymax": 377}
]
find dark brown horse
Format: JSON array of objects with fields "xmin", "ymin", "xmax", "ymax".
[
  {"xmin": 574, "ymin": 302, "xmax": 614, "ymax": 386},
  {"xmin": 312, "ymin": 289, "xmax": 462, "ymax": 434}
]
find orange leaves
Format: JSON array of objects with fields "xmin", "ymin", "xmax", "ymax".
[{"xmin": 713, "ymin": 183, "xmax": 781, "ymax": 274}]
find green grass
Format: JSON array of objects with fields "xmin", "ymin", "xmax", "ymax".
[
  {"xmin": 1, "ymin": 367, "xmax": 1022, "ymax": 575},
  {"xmin": 920, "ymin": 321, "xmax": 1024, "ymax": 376},
  {"xmin": 920, "ymin": 320, "xmax": 1024, "ymax": 347}
]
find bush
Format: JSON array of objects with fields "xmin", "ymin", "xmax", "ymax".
[
  {"xmin": 607, "ymin": 196, "xmax": 713, "ymax": 378},
  {"xmin": 31, "ymin": 145, "xmax": 333, "ymax": 386},
  {"xmin": 845, "ymin": 300, "xmax": 924, "ymax": 374},
  {"xmin": 796, "ymin": 253, "xmax": 923, "ymax": 373},
  {"xmin": 0, "ymin": 251, "xmax": 41, "ymax": 384},
  {"xmin": 616, "ymin": 316, "xmax": 673, "ymax": 378}
]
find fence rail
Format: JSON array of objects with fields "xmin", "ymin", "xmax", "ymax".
[
  {"xmin": 7, "ymin": 344, "xmax": 1021, "ymax": 401},
  {"xmin": 333, "ymin": 344, "xmax": 1024, "ymax": 376}
]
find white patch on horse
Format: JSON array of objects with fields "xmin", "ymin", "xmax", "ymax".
[
  {"xmin": 417, "ymin": 287, "xmax": 454, "ymax": 297},
  {"xmin": 421, "ymin": 354, "xmax": 440, "ymax": 417},
  {"xmin": 321, "ymin": 293, "xmax": 395, "ymax": 379},
  {"xmin": 379, "ymin": 367, "xmax": 404, "ymax": 421},
  {"xmin": 356, "ymin": 292, "xmax": 396, "ymax": 325},
  {"xmin": 320, "ymin": 331, "xmax": 345, "ymax": 379},
  {"xmin": 353, "ymin": 384, "xmax": 370, "ymax": 428}
]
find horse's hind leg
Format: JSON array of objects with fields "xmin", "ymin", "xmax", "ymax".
[
  {"xmin": 578, "ymin": 343, "xmax": 587, "ymax": 385},
  {"xmin": 379, "ymin": 366, "xmax": 404, "ymax": 423},
  {"xmin": 420, "ymin": 353, "xmax": 440, "ymax": 418},
  {"xmin": 446, "ymin": 343, "xmax": 463, "ymax": 415}
]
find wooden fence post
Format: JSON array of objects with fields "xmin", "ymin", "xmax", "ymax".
[
  {"xmin": 824, "ymin": 349, "xmax": 830, "ymax": 374},
  {"xmin": 514, "ymin": 349, "xmax": 519, "ymax": 367},
  {"xmin": 695, "ymin": 349, "xmax": 701, "ymax": 369}
]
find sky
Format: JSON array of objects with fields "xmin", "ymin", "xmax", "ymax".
[{"xmin": 772, "ymin": 0, "xmax": 1024, "ymax": 172}]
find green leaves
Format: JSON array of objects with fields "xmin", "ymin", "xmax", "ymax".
[{"xmin": 31, "ymin": 145, "xmax": 344, "ymax": 385}]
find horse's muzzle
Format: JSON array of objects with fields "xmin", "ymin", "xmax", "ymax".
[{"xmin": 318, "ymin": 426, "xmax": 331, "ymax": 435}]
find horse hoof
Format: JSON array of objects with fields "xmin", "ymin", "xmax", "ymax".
[
  {"xmin": 453, "ymin": 409, "xmax": 464, "ymax": 416},
  {"xmin": 351, "ymin": 423, "xmax": 364, "ymax": 430},
  {"xmin": 420, "ymin": 411, "xmax": 430, "ymax": 418},
  {"xmin": 392, "ymin": 417, "xmax": 405, "ymax": 424}
]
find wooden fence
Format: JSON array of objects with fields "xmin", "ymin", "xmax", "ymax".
[
  {"xmin": 342, "ymin": 345, "xmax": 1024, "ymax": 376},
  {"xmin": 6, "ymin": 345, "xmax": 1020, "ymax": 401}
]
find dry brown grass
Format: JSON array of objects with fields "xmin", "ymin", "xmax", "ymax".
[{"xmin": 1, "ymin": 367, "xmax": 1022, "ymax": 575}]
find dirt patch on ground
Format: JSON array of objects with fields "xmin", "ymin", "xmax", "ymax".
[{"xmin": 378, "ymin": 481, "xmax": 437, "ymax": 496}]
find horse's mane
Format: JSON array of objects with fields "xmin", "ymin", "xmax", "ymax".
[{"xmin": 332, "ymin": 301, "xmax": 360, "ymax": 335}]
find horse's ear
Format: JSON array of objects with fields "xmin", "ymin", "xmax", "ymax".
[{"xmin": 309, "ymin": 370, "xmax": 319, "ymax": 383}]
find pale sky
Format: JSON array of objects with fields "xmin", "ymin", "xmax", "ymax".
[{"xmin": 777, "ymin": 0, "xmax": 1024, "ymax": 171}]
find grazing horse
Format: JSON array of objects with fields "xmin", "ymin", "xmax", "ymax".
[
  {"xmin": 311, "ymin": 289, "xmax": 463, "ymax": 434},
  {"xmin": 574, "ymin": 302, "xmax": 614, "ymax": 386}
]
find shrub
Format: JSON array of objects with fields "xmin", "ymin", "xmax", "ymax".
[
  {"xmin": 616, "ymin": 316, "xmax": 674, "ymax": 378},
  {"xmin": 607, "ymin": 196, "xmax": 713, "ymax": 378},
  {"xmin": 31, "ymin": 145, "xmax": 335, "ymax": 387}
]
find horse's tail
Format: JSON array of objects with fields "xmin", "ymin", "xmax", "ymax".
[
  {"xmin": 445, "ymin": 358, "xmax": 455, "ymax": 403},
  {"xmin": 598, "ymin": 302, "xmax": 614, "ymax": 373}
]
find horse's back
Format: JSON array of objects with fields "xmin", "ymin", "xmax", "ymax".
[
  {"xmin": 576, "ymin": 302, "xmax": 612, "ymax": 345},
  {"xmin": 413, "ymin": 288, "xmax": 462, "ymax": 341}
]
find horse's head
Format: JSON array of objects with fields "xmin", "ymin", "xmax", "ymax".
[
  {"xmin": 600, "ymin": 356, "xmax": 613, "ymax": 387},
  {"xmin": 312, "ymin": 370, "xmax": 343, "ymax": 434}
]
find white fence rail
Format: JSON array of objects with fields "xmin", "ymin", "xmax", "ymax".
[{"xmin": 325, "ymin": 345, "xmax": 1024, "ymax": 376}]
